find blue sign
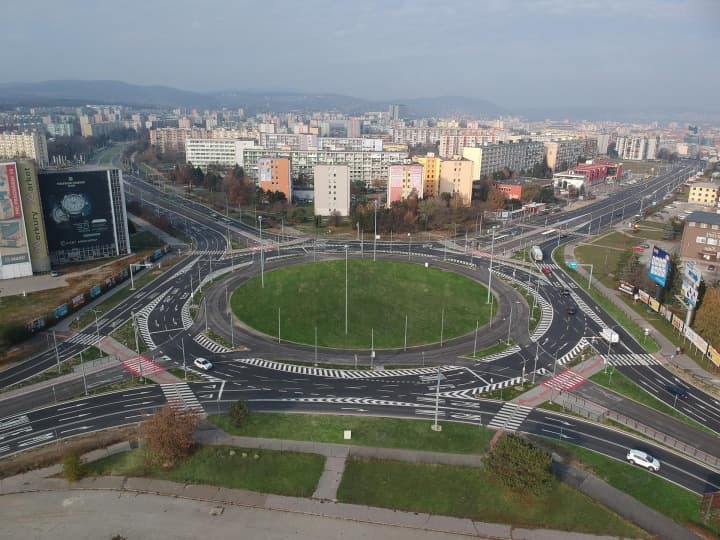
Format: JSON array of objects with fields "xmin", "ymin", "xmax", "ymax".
[
  {"xmin": 649, "ymin": 246, "xmax": 671, "ymax": 287},
  {"xmin": 567, "ymin": 261, "xmax": 578, "ymax": 269}
]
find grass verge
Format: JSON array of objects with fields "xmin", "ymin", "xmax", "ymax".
[
  {"xmin": 110, "ymin": 318, "xmax": 147, "ymax": 354},
  {"xmin": 337, "ymin": 457, "xmax": 645, "ymax": 537},
  {"xmin": 209, "ymin": 413, "xmax": 494, "ymax": 455},
  {"xmin": 86, "ymin": 445, "xmax": 324, "ymax": 497}
]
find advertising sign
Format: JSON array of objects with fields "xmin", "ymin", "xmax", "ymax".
[
  {"xmin": 683, "ymin": 326, "xmax": 709, "ymax": 355},
  {"xmin": 16, "ymin": 160, "xmax": 50, "ymax": 272},
  {"xmin": 648, "ymin": 297, "xmax": 660, "ymax": 312},
  {"xmin": 618, "ymin": 282, "xmax": 634, "ymax": 295},
  {"xmin": 648, "ymin": 246, "xmax": 671, "ymax": 287},
  {"xmin": 38, "ymin": 170, "xmax": 114, "ymax": 255},
  {"xmin": 638, "ymin": 290, "xmax": 650, "ymax": 304},
  {"xmin": 671, "ymin": 314, "xmax": 684, "ymax": 332},
  {"xmin": 682, "ymin": 261, "xmax": 702, "ymax": 307},
  {"xmin": 0, "ymin": 162, "xmax": 32, "ymax": 277},
  {"xmin": 708, "ymin": 346, "xmax": 720, "ymax": 368}
]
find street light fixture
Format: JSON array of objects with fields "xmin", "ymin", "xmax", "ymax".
[
  {"xmin": 373, "ymin": 200, "xmax": 378, "ymax": 262},
  {"xmin": 344, "ymin": 245, "xmax": 349, "ymax": 335},
  {"xmin": 258, "ymin": 216, "xmax": 265, "ymax": 288}
]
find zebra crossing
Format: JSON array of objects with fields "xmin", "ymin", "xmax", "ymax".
[
  {"xmin": 542, "ymin": 370, "xmax": 586, "ymax": 392},
  {"xmin": 66, "ymin": 333, "xmax": 100, "ymax": 346},
  {"xmin": 193, "ymin": 333, "xmax": 232, "ymax": 354},
  {"xmin": 556, "ymin": 338, "xmax": 590, "ymax": 367},
  {"xmin": 236, "ymin": 357, "xmax": 458, "ymax": 379},
  {"xmin": 607, "ymin": 353, "xmax": 663, "ymax": 367},
  {"xmin": 488, "ymin": 403, "xmax": 532, "ymax": 431},
  {"xmin": 181, "ymin": 299, "xmax": 193, "ymax": 329},
  {"xmin": 122, "ymin": 355, "xmax": 165, "ymax": 377},
  {"xmin": 475, "ymin": 344, "xmax": 521, "ymax": 362},
  {"xmin": 160, "ymin": 382, "xmax": 205, "ymax": 413},
  {"xmin": 134, "ymin": 290, "xmax": 170, "ymax": 349},
  {"xmin": 495, "ymin": 269, "xmax": 553, "ymax": 341},
  {"xmin": 439, "ymin": 375, "xmax": 527, "ymax": 399}
]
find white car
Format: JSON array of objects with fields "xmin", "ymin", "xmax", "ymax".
[
  {"xmin": 626, "ymin": 449, "xmax": 660, "ymax": 472},
  {"xmin": 193, "ymin": 357, "xmax": 213, "ymax": 371}
]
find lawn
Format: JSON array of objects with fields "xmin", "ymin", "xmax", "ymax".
[
  {"xmin": 590, "ymin": 369, "xmax": 715, "ymax": 435},
  {"xmin": 534, "ymin": 438, "xmax": 717, "ymax": 536},
  {"xmin": 209, "ymin": 413, "xmax": 494, "ymax": 455},
  {"xmin": 230, "ymin": 259, "xmax": 491, "ymax": 348},
  {"xmin": 110, "ymin": 318, "xmax": 147, "ymax": 353},
  {"xmin": 337, "ymin": 458, "xmax": 646, "ymax": 537},
  {"xmin": 85, "ymin": 445, "xmax": 324, "ymax": 497},
  {"xmin": 467, "ymin": 339, "xmax": 513, "ymax": 359},
  {"xmin": 130, "ymin": 230, "xmax": 164, "ymax": 251}
]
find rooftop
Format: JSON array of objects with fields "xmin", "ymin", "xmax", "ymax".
[{"xmin": 686, "ymin": 211, "xmax": 720, "ymax": 225}]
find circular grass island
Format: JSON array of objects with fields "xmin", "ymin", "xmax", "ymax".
[{"xmin": 230, "ymin": 259, "xmax": 492, "ymax": 349}]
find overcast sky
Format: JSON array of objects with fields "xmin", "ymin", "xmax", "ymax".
[{"xmin": 2, "ymin": 0, "xmax": 718, "ymax": 110}]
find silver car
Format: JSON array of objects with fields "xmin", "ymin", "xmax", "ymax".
[{"xmin": 626, "ymin": 449, "xmax": 660, "ymax": 472}]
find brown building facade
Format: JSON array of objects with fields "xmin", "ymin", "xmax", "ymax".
[{"xmin": 680, "ymin": 211, "xmax": 720, "ymax": 262}]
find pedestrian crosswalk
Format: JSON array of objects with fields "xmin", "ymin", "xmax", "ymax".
[
  {"xmin": 542, "ymin": 369, "xmax": 586, "ymax": 392},
  {"xmin": 531, "ymin": 294, "xmax": 553, "ymax": 342},
  {"xmin": 236, "ymin": 357, "xmax": 458, "ymax": 379},
  {"xmin": 193, "ymin": 333, "xmax": 232, "ymax": 354},
  {"xmin": 122, "ymin": 355, "xmax": 165, "ymax": 377},
  {"xmin": 134, "ymin": 291, "xmax": 170, "ymax": 349},
  {"xmin": 160, "ymin": 382, "xmax": 205, "ymax": 413},
  {"xmin": 181, "ymin": 299, "xmax": 193, "ymax": 330},
  {"xmin": 475, "ymin": 344, "xmax": 521, "ymax": 363},
  {"xmin": 488, "ymin": 403, "xmax": 532, "ymax": 431},
  {"xmin": 66, "ymin": 333, "xmax": 100, "ymax": 346},
  {"xmin": 607, "ymin": 354, "xmax": 663, "ymax": 367},
  {"xmin": 556, "ymin": 338, "xmax": 590, "ymax": 367}
]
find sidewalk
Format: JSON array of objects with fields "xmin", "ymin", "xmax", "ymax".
[
  {"xmin": 563, "ymin": 243, "xmax": 720, "ymax": 392},
  {"xmin": 0, "ymin": 428, "xmax": 700, "ymax": 540},
  {"xmin": 98, "ymin": 336, "xmax": 181, "ymax": 384}
]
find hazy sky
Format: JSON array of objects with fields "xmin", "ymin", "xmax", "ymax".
[{"xmin": 2, "ymin": 0, "xmax": 718, "ymax": 109}]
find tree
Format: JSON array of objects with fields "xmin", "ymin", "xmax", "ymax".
[
  {"xmin": 665, "ymin": 252, "xmax": 683, "ymax": 300},
  {"xmin": 140, "ymin": 405, "xmax": 199, "ymax": 468},
  {"xmin": 228, "ymin": 400, "xmax": 250, "ymax": 428},
  {"xmin": 694, "ymin": 287, "xmax": 720, "ymax": 348},
  {"xmin": 487, "ymin": 188, "xmax": 505, "ymax": 210},
  {"xmin": 62, "ymin": 449, "xmax": 85, "ymax": 482},
  {"xmin": 485, "ymin": 434, "xmax": 553, "ymax": 495}
]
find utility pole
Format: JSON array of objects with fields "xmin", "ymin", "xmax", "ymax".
[
  {"xmin": 373, "ymin": 200, "xmax": 377, "ymax": 262},
  {"xmin": 404, "ymin": 314, "xmax": 408, "ymax": 352},
  {"xmin": 52, "ymin": 330, "xmax": 61, "ymax": 374},
  {"xmin": 79, "ymin": 349, "xmax": 87, "ymax": 396},
  {"xmin": 258, "ymin": 216, "xmax": 265, "ymax": 288},
  {"xmin": 132, "ymin": 311, "xmax": 143, "ymax": 382},
  {"xmin": 181, "ymin": 337, "xmax": 187, "ymax": 380},
  {"xmin": 487, "ymin": 227, "xmax": 495, "ymax": 304},
  {"xmin": 432, "ymin": 367, "xmax": 442, "ymax": 432}
]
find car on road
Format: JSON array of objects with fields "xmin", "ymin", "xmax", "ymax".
[
  {"xmin": 542, "ymin": 267, "xmax": 552, "ymax": 275},
  {"xmin": 50, "ymin": 271, "xmax": 61, "ymax": 277},
  {"xmin": 561, "ymin": 289, "xmax": 571, "ymax": 296},
  {"xmin": 194, "ymin": 357, "xmax": 213, "ymax": 371},
  {"xmin": 422, "ymin": 243, "xmax": 433, "ymax": 248},
  {"xmin": 566, "ymin": 306, "xmax": 577, "ymax": 315},
  {"xmin": 626, "ymin": 449, "xmax": 660, "ymax": 472},
  {"xmin": 666, "ymin": 384, "xmax": 689, "ymax": 400}
]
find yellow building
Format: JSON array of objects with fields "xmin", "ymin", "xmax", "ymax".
[
  {"xmin": 439, "ymin": 158, "xmax": 474, "ymax": 205},
  {"xmin": 413, "ymin": 153, "xmax": 442, "ymax": 198},
  {"xmin": 688, "ymin": 182, "xmax": 719, "ymax": 207}
]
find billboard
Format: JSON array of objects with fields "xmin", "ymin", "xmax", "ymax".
[
  {"xmin": 681, "ymin": 261, "xmax": 702, "ymax": 307},
  {"xmin": 0, "ymin": 162, "xmax": 32, "ymax": 279},
  {"xmin": 648, "ymin": 246, "xmax": 671, "ymax": 287},
  {"xmin": 38, "ymin": 170, "xmax": 114, "ymax": 257},
  {"xmin": 16, "ymin": 160, "xmax": 50, "ymax": 273}
]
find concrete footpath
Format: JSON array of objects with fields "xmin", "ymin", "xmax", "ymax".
[{"xmin": 0, "ymin": 426, "xmax": 701, "ymax": 540}]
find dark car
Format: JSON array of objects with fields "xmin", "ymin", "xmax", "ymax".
[
  {"xmin": 561, "ymin": 289, "xmax": 571, "ymax": 296},
  {"xmin": 666, "ymin": 384, "xmax": 689, "ymax": 400},
  {"xmin": 566, "ymin": 306, "xmax": 577, "ymax": 315}
]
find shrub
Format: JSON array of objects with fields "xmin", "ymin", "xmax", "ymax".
[
  {"xmin": 2, "ymin": 323, "xmax": 30, "ymax": 345},
  {"xmin": 62, "ymin": 449, "xmax": 85, "ymax": 482},
  {"xmin": 228, "ymin": 400, "xmax": 250, "ymax": 428},
  {"xmin": 140, "ymin": 405, "xmax": 199, "ymax": 468},
  {"xmin": 485, "ymin": 434, "xmax": 553, "ymax": 495}
]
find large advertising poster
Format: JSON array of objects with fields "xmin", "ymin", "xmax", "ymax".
[
  {"xmin": 16, "ymin": 160, "xmax": 50, "ymax": 272},
  {"xmin": 0, "ymin": 162, "xmax": 31, "ymax": 271},
  {"xmin": 681, "ymin": 261, "xmax": 702, "ymax": 308},
  {"xmin": 648, "ymin": 246, "xmax": 671, "ymax": 287},
  {"xmin": 38, "ymin": 170, "xmax": 114, "ymax": 254}
]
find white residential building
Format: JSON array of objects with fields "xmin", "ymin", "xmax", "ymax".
[
  {"xmin": 616, "ymin": 136, "xmax": 661, "ymax": 160},
  {"xmin": 185, "ymin": 139, "xmax": 256, "ymax": 169},
  {"xmin": 0, "ymin": 131, "xmax": 48, "ymax": 167},
  {"xmin": 314, "ymin": 164, "xmax": 350, "ymax": 216},
  {"xmin": 462, "ymin": 140, "xmax": 545, "ymax": 179}
]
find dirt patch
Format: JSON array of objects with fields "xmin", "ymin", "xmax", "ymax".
[{"xmin": 0, "ymin": 426, "xmax": 138, "ymax": 479}]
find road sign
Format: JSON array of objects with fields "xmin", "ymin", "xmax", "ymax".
[{"xmin": 567, "ymin": 261, "xmax": 578, "ymax": 269}]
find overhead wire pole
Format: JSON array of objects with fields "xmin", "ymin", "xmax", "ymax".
[
  {"xmin": 132, "ymin": 310, "xmax": 143, "ymax": 382},
  {"xmin": 258, "ymin": 215, "xmax": 265, "ymax": 288},
  {"xmin": 52, "ymin": 329, "xmax": 61, "ymax": 374},
  {"xmin": 431, "ymin": 367, "xmax": 442, "ymax": 432},
  {"xmin": 486, "ymin": 227, "xmax": 495, "ymax": 304},
  {"xmin": 373, "ymin": 200, "xmax": 377, "ymax": 262},
  {"xmin": 344, "ymin": 245, "xmax": 348, "ymax": 335}
]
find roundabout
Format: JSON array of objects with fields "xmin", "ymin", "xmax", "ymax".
[{"xmin": 230, "ymin": 259, "xmax": 492, "ymax": 349}]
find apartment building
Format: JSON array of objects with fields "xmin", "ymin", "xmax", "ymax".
[
  {"xmin": 438, "ymin": 158, "xmax": 473, "ymax": 204},
  {"xmin": 258, "ymin": 157, "xmax": 292, "ymax": 200},
  {"xmin": 413, "ymin": 153, "xmax": 441, "ymax": 198},
  {"xmin": 462, "ymin": 140, "xmax": 545, "ymax": 180},
  {"xmin": 387, "ymin": 163, "xmax": 424, "ymax": 206},
  {"xmin": 543, "ymin": 138, "xmax": 598, "ymax": 171},
  {"xmin": 688, "ymin": 183, "xmax": 720, "ymax": 207},
  {"xmin": 185, "ymin": 139, "xmax": 256, "ymax": 169},
  {"xmin": 0, "ymin": 131, "xmax": 48, "ymax": 167},
  {"xmin": 680, "ymin": 211, "xmax": 720, "ymax": 262},
  {"xmin": 616, "ymin": 136, "xmax": 660, "ymax": 160},
  {"xmin": 150, "ymin": 127, "xmax": 209, "ymax": 153},
  {"xmin": 313, "ymin": 164, "xmax": 350, "ymax": 216}
]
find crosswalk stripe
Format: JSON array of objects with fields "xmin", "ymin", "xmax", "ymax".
[
  {"xmin": 488, "ymin": 403, "xmax": 532, "ymax": 431},
  {"xmin": 193, "ymin": 333, "xmax": 232, "ymax": 354},
  {"xmin": 66, "ymin": 333, "xmax": 100, "ymax": 346},
  {"xmin": 160, "ymin": 382, "xmax": 205, "ymax": 413},
  {"xmin": 607, "ymin": 353, "xmax": 662, "ymax": 366},
  {"xmin": 542, "ymin": 370, "xmax": 586, "ymax": 392},
  {"xmin": 122, "ymin": 356, "xmax": 164, "ymax": 376}
]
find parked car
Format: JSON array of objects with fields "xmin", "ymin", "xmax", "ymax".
[
  {"xmin": 633, "ymin": 245, "xmax": 645, "ymax": 252},
  {"xmin": 666, "ymin": 384, "xmax": 689, "ymax": 400},
  {"xmin": 709, "ymin": 265, "xmax": 716, "ymax": 271},
  {"xmin": 640, "ymin": 243, "xmax": 650, "ymax": 248},
  {"xmin": 194, "ymin": 357, "xmax": 213, "ymax": 371},
  {"xmin": 50, "ymin": 271, "xmax": 61, "ymax": 277},
  {"xmin": 626, "ymin": 449, "xmax": 660, "ymax": 472}
]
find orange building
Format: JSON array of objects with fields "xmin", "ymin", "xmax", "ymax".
[{"xmin": 258, "ymin": 157, "xmax": 292, "ymax": 200}]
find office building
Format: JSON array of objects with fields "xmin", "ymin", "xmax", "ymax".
[
  {"xmin": 0, "ymin": 131, "xmax": 48, "ymax": 168},
  {"xmin": 680, "ymin": 211, "xmax": 720, "ymax": 262},
  {"xmin": 387, "ymin": 163, "xmax": 423, "ymax": 206},
  {"xmin": 313, "ymin": 164, "xmax": 350, "ymax": 216},
  {"xmin": 258, "ymin": 157, "xmax": 292, "ymax": 200}
]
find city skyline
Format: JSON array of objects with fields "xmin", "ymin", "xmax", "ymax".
[{"xmin": 1, "ymin": 0, "xmax": 718, "ymax": 111}]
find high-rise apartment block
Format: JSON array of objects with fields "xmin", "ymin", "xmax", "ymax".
[
  {"xmin": 258, "ymin": 157, "xmax": 292, "ymax": 200},
  {"xmin": 543, "ymin": 138, "xmax": 598, "ymax": 171},
  {"xmin": 439, "ymin": 158, "xmax": 474, "ymax": 204},
  {"xmin": 0, "ymin": 132, "xmax": 48, "ymax": 168},
  {"xmin": 150, "ymin": 127, "xmax": 209, "ymax": 153},
  {"xmin": 184, "ymin": 139, "xmax": 256, "ymax": 169},
  {"xmin": 413, "ymin": 153, "xmax": 442, "ymax": 198},
  {"xmin": 615, "ymin": 136, "xmax": 660, "ymax": 161},
  {"xmin": 313, "ymin": 164, "xmax": 350, "ymax": 216},
  {"xmin": 462, "ymin": 140, "xmax": 545, "ymax": 180},
  {"xmin": 387, "ymin": 163, "xmax": 423, "ymax": 206}
]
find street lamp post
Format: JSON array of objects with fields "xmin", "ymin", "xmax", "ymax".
[
  {"xmin": 258, "ymin": 216, "xmax": 264, "ymax": 288},
  {"xmin": 487, "ymin": 227, "xmax": 496, "ymax": 304},
  {"xmin": 373, "ymin": 200, "xmax": 377, "ymax": 262},
  {"xmin": 344, "ymin": 245, "xmax": 348, "ymax": 335},
  {"xmin": 407, "ymin": 233, "xmax": 411, "ymax": 260},
  {"xmin": 91, "ymin": 309, "xmax": 103, "ymax": 345}
]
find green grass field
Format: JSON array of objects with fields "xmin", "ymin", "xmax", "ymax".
[
  {"xmin": 337, "ymin": 458, "xmax": 645, "ymax": 537},
  {"xmin": 85, "ymin": 445, "xmax": 324, "ymax": 497},
  {"xmin": 230, "ymin": 259, "xmax": 491, "ymax": 348},
  {"xmin": 209, "ymin": 413, "xmax": 494, "ymax": 454}
]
